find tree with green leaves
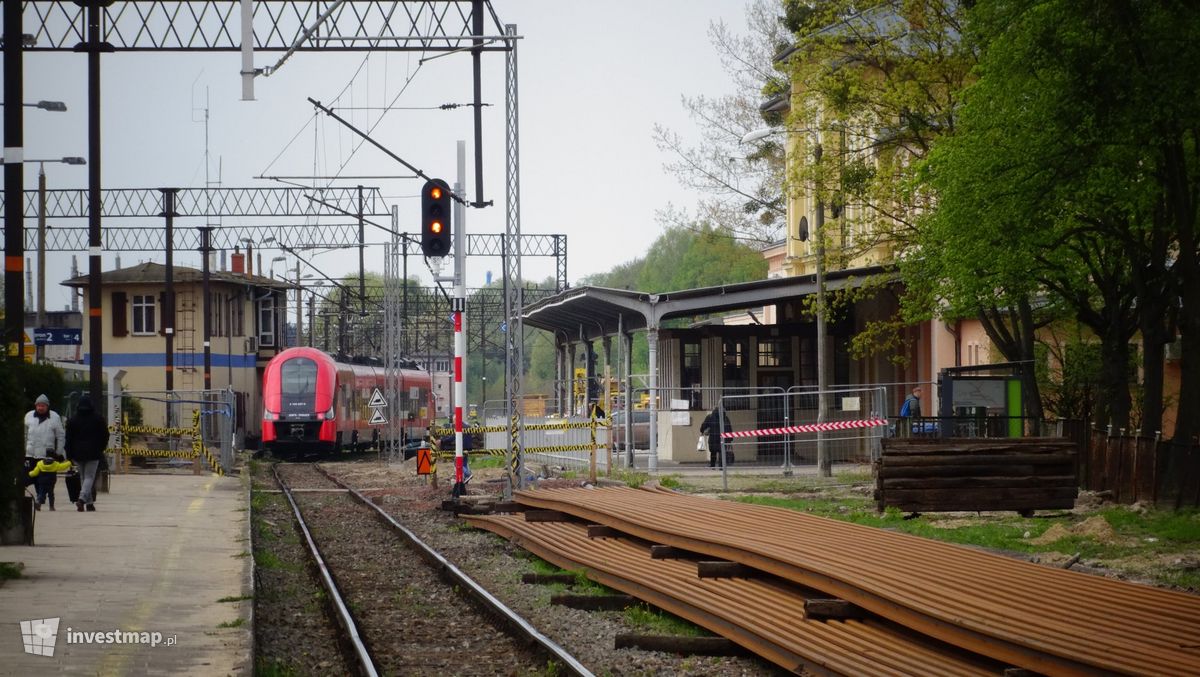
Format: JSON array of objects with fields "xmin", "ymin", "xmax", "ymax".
[
  {"xmin": 918, "ymin": 0, "xmax": 1199, "ymax": 438},
  {"xmin": 774, "ymin": 2, "xmax": 1055, "ymax": 412}
]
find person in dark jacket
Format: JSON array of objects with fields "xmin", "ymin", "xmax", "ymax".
[
  {"xmin": 65, "ymin": 396, "xmax": 110, "ymax": 512},
  {"xmin": 699, "ymin": 406, "xmax": 733, "ymax": 468}
]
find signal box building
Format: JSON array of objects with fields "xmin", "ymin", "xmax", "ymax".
[{"xmin": 63, "ymin": 258, "xmax": 292, "ymax": 439}]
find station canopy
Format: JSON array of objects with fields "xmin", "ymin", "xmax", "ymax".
[{"xmin": 521, "ymin": 265, "xmax": 891, "ymax": 340}]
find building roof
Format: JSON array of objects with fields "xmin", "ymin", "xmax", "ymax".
[
  {"xmin": 62, "ymin": 262, "xmax": 292, "ymax": 290},
  {"xmin": 522, "ymin": 265, "xmax": 892, "ymax": 340}
]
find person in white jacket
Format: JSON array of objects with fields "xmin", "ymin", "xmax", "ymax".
[{"xmin": 24, "ymin": 394, "xmax": 65, "ymax": 460}]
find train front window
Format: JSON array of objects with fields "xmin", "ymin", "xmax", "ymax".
[{"xmin": 281, "ymin": 358, "xmax": 318, "ymax": 395}]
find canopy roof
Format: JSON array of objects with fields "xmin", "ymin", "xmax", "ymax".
[{"xmin": 522, "ymin": 265, "xmax": 890, "ymax": 340}]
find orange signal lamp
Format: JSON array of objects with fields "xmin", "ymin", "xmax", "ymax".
[
  {"xmin": 431, "ymin": 221, "xmax": 443, "ymax": 234},
  {"xmin": 430, "ymin": 186, "xmax": 443, "ymax": 200}
]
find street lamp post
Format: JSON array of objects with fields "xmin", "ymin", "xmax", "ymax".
[
  {"xmin": 32, "ymin": 157, "xmax": 86, "ymax": 363},
  {"xmin": 812, "ymin": 143, "xmax": 830, "ymax": 477},
  {"xmin": 743, "ymin": 126, "xmax": 831, "ymax": 477}
]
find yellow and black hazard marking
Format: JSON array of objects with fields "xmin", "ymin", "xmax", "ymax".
[
  {"xmin": 431, "ymin": 424, "xmax": 509, "ymax": 436},
  {"xmin": 509, "ymin": 414, "xmax": 523, "ymax": 481},
  {"xmin": 106, "ymin": 447, "xmax": 200, "ymax": 459},
  {"xmin": 523, "ymin": 443, "xmax": 599, "ymax": 454},
  {"xmin": 432, "ymin": 419, "xmax": 608, "ymax": 438},
  {"xmin": 434, "ymin": 448, "xmax": 507, "ymax": 459},
  {"xmin": 108, "ymin": 424, "xmax": 193, "ymax": 437},
  {"xmin": 105, "ymin": 410, "xmax": 223, "ymax": 475}
]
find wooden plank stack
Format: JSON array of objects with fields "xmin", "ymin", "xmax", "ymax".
[{"xmin": 876, "ymin": 438, "xmax": 1078, "ymax": 513}]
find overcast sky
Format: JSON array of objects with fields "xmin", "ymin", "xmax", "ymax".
[{"xmin": 14, "ymin": 1, "xmax": 760, "ymax": 310}]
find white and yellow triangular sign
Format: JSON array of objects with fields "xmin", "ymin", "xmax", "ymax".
[{"xmin": 368, "ymin": 388, "xmax": 388, "ymax": 408}]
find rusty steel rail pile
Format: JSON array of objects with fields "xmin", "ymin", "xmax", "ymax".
[
  {"xmin": 507, "ymin": 486, "xmax": 1200, "ymax": 676},
  {"xmin": 466, "ymin": 514, "xmax": 1003, "ymax": 676}
]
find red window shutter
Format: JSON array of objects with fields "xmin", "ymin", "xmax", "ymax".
[{"xmin": 112, "ymin": 291, "xmax": 128, "ymax": 337}]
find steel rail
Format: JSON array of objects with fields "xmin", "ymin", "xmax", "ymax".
[
  {"xmin": 552, "ymin": 488, "xmax": 1200, "ymax": 673},
  {"xmin": 514, "ymin": 486, "xmax": 1200, "ymax": 676},
  {"xmin": 271, "ymin": 464, "xmax": 379, "ymax": 677},
  {"xmin": 466, "ymin": 515, "xmax": 1003, "ymax": 676},
  {"xmin": 311, "ymin": 464, "xmax": 594, "ymax": 677}
]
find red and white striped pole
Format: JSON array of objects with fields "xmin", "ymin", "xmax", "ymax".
[
  {"xmin": 453, "ymin": 296, "xmax": 466, "ymax": 486},
  {"xmin": 452, "ymin": 141, "xmax": 467, "ymax": 495}
]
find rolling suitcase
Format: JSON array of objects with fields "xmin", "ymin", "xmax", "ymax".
[{"xmin": 64, "ymin": 470, "xmax": 81, "ymax": 504}]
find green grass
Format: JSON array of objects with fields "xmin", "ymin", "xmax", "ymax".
[
  {"xmin": 0, "ymin": 562, "xmax": 23, "ymax": 580},
  {"xmin": 250, "ymin": 490, "xmax": 281, "ymax": 513},
  {"xmin": 658, "ymin": 475, "xmax": 682, "ymax": 489},
  {"xmin": 525, "ymin": 557, "xmax": 611, "ymax": 594},
  {"xmin": 217, "ymin": 617, "xmax": 245, "ymax": 629},
  {"xmin": 570, "ymin": 572, "xmax": 611, "ymax": 596},
  {"xmin": 253, "ymin": 549, "xmax": 296, "ymax": 571},
  {"xmin": 217, "ymin": 594, "xmax": 253, "ymax": 603},
  {"xmin": 231, "ymin": 551, "xmax": 251, "ymax": 558},
  {"xmin": 623, "ymin": 605, "xmax": 708, "ymax": 637},
  {"xmin": 254, "ymin": 658, "xmax": 298, "ymax": 677},
  {"xmin": 471, "ymin": 456, "xmax": 507, "ymax": 469},
  {"xmin": 521, "ymin": 661, "xmax": 565, "ymax": 677},
  {"xmin": 610, "ymin": 469, "xmax": 650, "ymax": 488},
  {"xmin": 734, "ymin": 495, "xmax": 1200, "ymax": 590},
  {"xmin": 528, "ymin": 557, "xmax": 567, "ymax": 576}
]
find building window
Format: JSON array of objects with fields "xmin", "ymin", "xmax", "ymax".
[
  {"xmin": 757, "ymin": 338, "xmax": 792, "ymax": 368},
  {"xmin": 723, "ymin": 339, "xmax": 748, "ymax": 388},
  {"xmin": 681, "ymin": 341, "xmax": 702, "ymax": 409},
  {"xmin": 232, "ymin": 293, "xmax": 245, "ymax": 337},
  {"xmin": 798, "ymin": 337, "xmax": 817, "ymax": 386},
  {"xmin": 434, "ymin": 359, "xmax": 450, "ymax": 372},
  {"xmin": 211, "ymin": 292, "xmax": 224, "ymax": 338},
  {"xmin": 258, "ymin": 296, "xmax": 276, "ymax": 347},
  {"xmin": 132, "ymin": 295, "xmax": 156, "ymax": 335}
]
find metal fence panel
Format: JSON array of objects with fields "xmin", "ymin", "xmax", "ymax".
[
  {"xmin": 517, "ymin": 416, "xmax": 607, "ymax": 475},
  {"xmin": 112, "ymin": 388, "xmax": 236, "ymax": 474},
  {"xmin": 718, "ymin": 387, "xmax": 888, "ymax": 475}
]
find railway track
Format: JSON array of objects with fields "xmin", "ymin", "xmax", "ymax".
[{"xmin": 271, "ymin": 463, "xmax": 591, "ymax": 676}]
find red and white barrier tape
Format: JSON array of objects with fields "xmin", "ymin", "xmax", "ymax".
[{"xmin": 720, "ymin": 418, "xmax": 888, "ymax": 438}]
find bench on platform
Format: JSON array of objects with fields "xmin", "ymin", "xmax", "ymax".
[{"xmin": 875, "ymin": 437, "xmax": 1078, "ymax": 514}]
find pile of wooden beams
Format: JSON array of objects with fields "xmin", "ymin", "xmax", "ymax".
[{"xmin": 875, "ymin": 438, "xmax": 1078, "ymax": 514}]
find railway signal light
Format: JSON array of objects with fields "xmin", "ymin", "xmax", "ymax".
[{"xmin": 421, "ymin": 178, "xmax": 452, "ymax": 257}]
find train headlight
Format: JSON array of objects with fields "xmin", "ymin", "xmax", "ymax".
[
  {"xmin": 263, "ymin": 410, "xmax": 278, "ymax": 421},
  {"xmin": 324, "ymin": 406, "xmax": 335, "ymax": 420}
]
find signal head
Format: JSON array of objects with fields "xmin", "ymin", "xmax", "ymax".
[{"xmin": 420, "ymin": 178, "xmax": 453, "ymax": 257}]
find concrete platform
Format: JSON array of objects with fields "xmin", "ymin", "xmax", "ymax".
[{"xmin": 1, "ymin": 473, "xmax": 251, "ymax": 676}]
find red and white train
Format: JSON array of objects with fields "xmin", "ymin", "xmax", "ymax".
[{"xmin": 261, "ymin": 347, "xmax": 434, "ymax": 457}]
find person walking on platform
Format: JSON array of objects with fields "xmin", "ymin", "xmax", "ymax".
[
  {"xmin": 65, "ymin": 396, "xmax": 110, "ymax": 512},
  {"xmin": 700, "ymin": 406, "xmax": 733, "ymax": 469},
  {"xmin": 589, "ymin": 400, "xmax": 606, "ymax": 421},
  {"xmin": 24, "ymin": 393, "xmax": 66, "ymax": 461},
  {"xmin": 28, "ymin": 453, "xmax": 72, "ymax": 511}
]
